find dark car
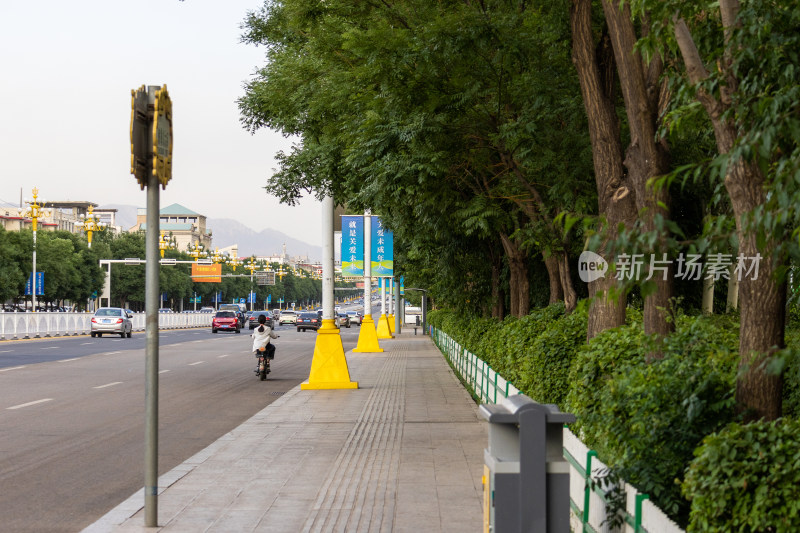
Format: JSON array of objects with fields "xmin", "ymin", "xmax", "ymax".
[
  {"xmin": 212, "ymin": 311, "xmax": 240, "ymax": 333},
  {"xmin": 296, "ymin": 312, "xmax": 321, "ymax": 332},
  {"xmin": 248, "ymin": 311, "xmax": 273, "ymax": 329}
]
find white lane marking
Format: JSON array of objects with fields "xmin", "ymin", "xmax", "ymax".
[
  {"xmin": 7, "ymin": 398, "xmax": 53, "ymax": 410},
  {"xmin": 0, "ymin": 366, "xmax": 26, "ymax": 372},
  {"xmin": 188, "ymin": 361, "xmax": 205, "ymax": 366},
  {"xmin": 94, "ymin": 382, "xmax": 123, "ymax": 389},
  {"xmin": 192, "ymin": 340, "xmax": 205, "ymax": 343},
  {"xmin": 159, "ymin": 369, "xmax": 170, "ymax": 374},
  {"xmin": 41, "ymin": 346, "xmax": 58, "ymax": 350},
  {"xmin": 218, "ymin": 354, "xmax": 230, "ymax": 358},
  {"xmin": 57, "ymin": 358, "xmax": 79, "ymax": 363},
  {"xmin": 80, "ymin": 342, "xmax": 93, "ymax": 346},
  {"xmin": 106, "ymin": 351, "xmax": 121, "ymax": 355},
  {"xmin": 0, "ymin": 350, "xmax": 12, "ymax": 353}
]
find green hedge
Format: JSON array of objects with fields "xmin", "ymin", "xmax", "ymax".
[
  {"xmin": 683, "ymin": 418, "xmax": 800, "ymax": 532},
  {"xmin": 431, "ymin": 305, "xmax": 800, "ymax": 527},
  {"xmin": 568, "ymin": 315, "xmax": 739, "ymax": 524}
]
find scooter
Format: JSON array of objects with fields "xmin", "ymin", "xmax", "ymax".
[{"xmin": 255, "ymin": 343, "xmax": 276, "ymax": 381}]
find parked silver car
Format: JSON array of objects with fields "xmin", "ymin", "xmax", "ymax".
[{"xmin": 91, "ymin": 307, "xmax": 133, "ymax": 338}]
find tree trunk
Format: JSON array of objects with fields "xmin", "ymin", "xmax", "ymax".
[
  {"xmin": 702, "ymin": 274, "xmax": 715, "ymax": 315},
  {"xmin": 544, "ymin": 255, "xmax": 563, "ymax": 305},
  {"xmin": 491, "ymin": 260, "xmax": 505, "ymax": 319},
  {"xmin": 726, "ymin": 266, "xmax": 739, "ymax": 312},
  {"xmin": 500, "ymin": 233, "xmax": 530, "ymax": 317},
  {"xmin": 602, "ymin": 0, "xmax": 674, "ymax": 342},
  {"xmin": 673, "ymin": 9, "xmax": 784, "ymax": 419},
  {"xmin": 570, "ymin": 0, "xmax": 637, "ymax": 339},
  {"xmin": 558, "ymin": 252, "xmax": 578, "ymax": 313}
]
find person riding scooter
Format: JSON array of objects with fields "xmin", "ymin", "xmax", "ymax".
[{"xmin": 251, "ymin": 313, "xmax": 278, "ymax": 376}]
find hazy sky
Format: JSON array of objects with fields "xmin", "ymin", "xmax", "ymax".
[{"xmin": 0, "ymin": 0, "xmax": 323, "ymax": 247}]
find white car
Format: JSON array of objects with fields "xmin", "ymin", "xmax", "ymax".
[
  {"xmin": 278, "ymin": 310, "xmax": 297, "ymax": 325},
  {"xmin": 91, "ymin": 307, "xmax": 133, "ymax": 338},
  {"xmin": 346, "ymin": 310, "xmax": 363, "ymax": 325}
]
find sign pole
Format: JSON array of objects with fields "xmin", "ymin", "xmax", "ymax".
[
  {"xmin": 132, "ymin": 83, "xmax": 172, "ymax": 528},
  {"xmin": 143, "ymin": 85, "xmax": 161, "ymax": 527}
]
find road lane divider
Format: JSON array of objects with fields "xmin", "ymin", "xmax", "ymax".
[
  {"xmin": 57, "ymin": 358, "xmax": 79, "ymax": 363},
  {"xmin": 0, "ymin": 366, "xmax": 26, "ymax": 372},
  {"xmin": 93, "ymin": 382, "xmax": 123, "ymax": 389},
  {"xmin": 188, "ymin": 361, "xmax": 205, "ymax": 366},
  {"xmin": 7, "ymin": 398, "xmax": 53, "ymax": 410},
  {"xmin": 218, "ymin": 354, "xmax": 230, "ymax": 358},
  {"xmin": 159, "ymin": 369, "xmax": 170, "ymax": 374}
]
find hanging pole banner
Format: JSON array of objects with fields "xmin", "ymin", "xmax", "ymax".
[
  {"xmin": 341, "ymin": 215, "xmax": 364, "ymax": 277},
  {"xmin": 371, "ymin": 216, "xmax": 394, "ymax": 277}
]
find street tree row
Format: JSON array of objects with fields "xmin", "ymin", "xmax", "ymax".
[
  {"xmin": 0, "ymin": 228, "xmax": 322, "ymax": 311},
  {"xmin": 238, "ymin": 1, "xmax": 800, "ymax": 420}
]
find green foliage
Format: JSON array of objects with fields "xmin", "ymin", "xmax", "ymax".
[
  {"xmin": 683, "ymin": 419, "xmax": 800, "ymax": 532},
  {"xmin": 0, "ymin": 227, "xmax": 26, "ymax": 303},
  {"xmin": 519, "ymin": 306, "xmax": 587, "ymax": 406},
  {"xmin": 476, "ymin": 304, "xmax": 566, "ymax": 387},
  {"xmin": 569, "ymin": 314, "xmax": 739, "ymax": 525},
  {"xmin": 239, "ymin": 0, "xmax": 598, "ymax": 317}
]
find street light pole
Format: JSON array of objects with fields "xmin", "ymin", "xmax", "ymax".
[
  {"xmin": 24, "ymin": 187, "xmax": 51, "ymax": 313},
  {"xmin": 77, "ymin": 205, "xmax": 107, "ymax": 248}
]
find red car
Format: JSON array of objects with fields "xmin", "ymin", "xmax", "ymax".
[{"xmin": 212, "ymin": 311, "xmax": 240, "ymax": 333}]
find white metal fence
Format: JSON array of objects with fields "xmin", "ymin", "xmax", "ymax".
[
  {"xmin": 0, "ymin": 311, "xmax": 213, "ymax": 341},
  {"xmin": 431, "ymin": 326, "xmax": 684, "ymax": 533}
]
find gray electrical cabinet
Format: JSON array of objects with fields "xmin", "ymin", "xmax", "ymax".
[{"xmin": 479, "ymin": 394, "xmax": 575, "ymax": 533}]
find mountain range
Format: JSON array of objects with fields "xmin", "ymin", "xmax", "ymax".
[{"xmin": 101, "ymin": 204, "xmax": 321, "ymax": 260}]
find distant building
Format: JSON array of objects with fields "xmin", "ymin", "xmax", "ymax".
[
  {"xmin": 1, "ymin": 200, "xmax": 109, "ymax": 234},
  {"xmin": 132, "ymin": 203, "xmax": 213, "ymax": 251}
]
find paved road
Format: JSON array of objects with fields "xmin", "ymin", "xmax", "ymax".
[{"xmin": 0, "ymin": 324, "xmax": 362, "ymax": 533}]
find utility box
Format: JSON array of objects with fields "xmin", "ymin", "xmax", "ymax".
[{"xmin": 479, "ymin": 394, "xmax": 575, "ymax": 533}]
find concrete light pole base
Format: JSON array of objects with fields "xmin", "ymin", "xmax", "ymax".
[
  {"xmin": 353, "ymin": 315, "xmax": 384, "ymax": 352},
  {"xmin": 376, "ymin": 313, "xmax": 394, "ymax": 339},
  {"xmin": 301, "ymin": 319, "xmax": 358, "ymax": 390}
]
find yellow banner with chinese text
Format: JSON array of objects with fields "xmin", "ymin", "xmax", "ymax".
[{"xmin": 191, "ymin": 263, "xmax": 221, "ymax": 282}]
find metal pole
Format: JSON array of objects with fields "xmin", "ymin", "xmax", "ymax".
[
  {"xmin": 32, "ymin": 228, "xmax": 37, "ymax": 312},
  {"xmin": 394, "ymin": 278, "xmax": 401, "ymax": 334},
  {"xmin": 363, "ymin": 212, "xmax": 372, "ymax": 317},
  {"xmin": 144, "ymin": 85, "xmax": 160, "ymax": 528},
  {"xmin": 421, "ymin": 290, "xmax": 427, "ymax": 334},
  {"xmin": 322, "ymin": 196, "xmax": 334, "ymax": 321}
]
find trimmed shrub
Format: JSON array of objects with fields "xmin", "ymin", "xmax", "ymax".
[
  {"xmin": 519, "ymin": 306, "xmax": 588, "ymax": 406},
  {"xmin": 475, "ymin": 304, "xmax": 565, "ymax": 386},
  {"xmin": 683, "ymin": 418, "xmax": 800, "ymax": 532},
  {"xmin": 568, "ymin": 314, "xmax": 738, "ymax": 525}
]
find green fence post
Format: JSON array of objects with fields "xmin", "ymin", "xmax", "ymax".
[
  {"xmin": 634, "ymin": 493, "xmax": 649, "ymax": 533},
  {"xmin": 582, "ymin": 450, "xmax": 597, "ymax": 531},
  {"xmin": 493, "ymin": 369, "xmax": 498, "ymax": 404}
]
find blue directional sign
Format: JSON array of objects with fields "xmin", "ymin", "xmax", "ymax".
[{"xmin": 267, "ymin": 294, "xmax": 272, "ymax": 304}]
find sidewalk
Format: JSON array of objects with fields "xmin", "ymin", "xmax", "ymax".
[{"xmin": 85, "ymin": 331, "xmax": 487, "ymax": 532}]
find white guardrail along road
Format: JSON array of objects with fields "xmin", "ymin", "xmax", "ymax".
[{"xmin": 0, "ymin": 311, "xmax": 212, "ymax": 340}]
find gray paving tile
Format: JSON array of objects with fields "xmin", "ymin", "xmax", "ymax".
[{"xmin": 93, "ymin": 334, "xmax": 486, "ymax": 533}]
